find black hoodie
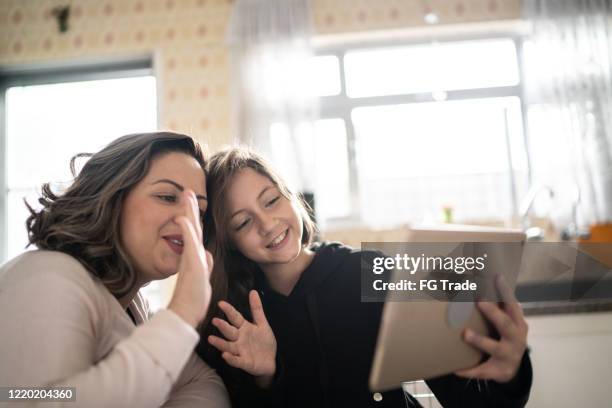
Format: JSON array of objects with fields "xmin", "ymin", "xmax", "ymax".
[{"xmin": 200, "ymin": 242, "xmax": 532, "ymax": 407}]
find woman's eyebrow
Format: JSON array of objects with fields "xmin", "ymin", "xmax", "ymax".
[
  {"xmin": 229, "ymin": 185, "xmax": 275, "ymax": 218},
  {"xmin": 151, "ymin": 179, "xmax": 207, "ymax": 201}
]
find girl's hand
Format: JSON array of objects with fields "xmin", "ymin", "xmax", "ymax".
[
  {"xmin": 208, "ymin": 290, "xmax": 277, "ymax": 382},
  {"xmin": 454, "ymin": 275, "xmax": 529, "ymax": 383},
  {"xmin": 168, "ymin": 189, "xmax": 213, "ymax": 328}
]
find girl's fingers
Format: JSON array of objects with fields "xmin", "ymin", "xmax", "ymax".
[
  {"xmin": 212, "ymin": 317, "xmax": 239, "ymax": 341},
  {"xmin": 208, "ymin": 335, "xmax": 237, "ymax": 354},
  {"xmin": 454, "ymin": 364, "xmax": 492, "ymax": 380},
  {"xmin": 249, "ymin": 290, "xmax": 268, "ymax": 326},
  {"xmin": 495, "ymin": 274, "xmax": 524, "ymax": 325},
  {"xmin": 218, "ymin": 300, "xmax": 246, "ymax": 328},
  {"xmin": 455, "ymin": 358, "xmax": 519, "ymax": 383},
  {"xmin": 222, "ymin": 352, "xmax": 243, "ymax": 369},
  {"xmin": 455, "ymin": 357, "xmax": 504, "ymax": 380},
  {"xmin": 463, "ymin": 329, "xmax": 505, "ymax": 356},
  {"xmin": 477, "ymin": 302, "xmax": 517, "ymax": 340}
]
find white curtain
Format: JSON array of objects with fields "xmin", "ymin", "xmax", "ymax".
[
  {"xmin": 523, "ymin": 0, "xmax": 612, "ymax": 228},
  {"xmin": 226, "ymin": 0, "xmax": 318, "ymax": 193}
]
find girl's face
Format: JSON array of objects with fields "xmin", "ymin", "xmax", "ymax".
[
  {"xmin": 225, "ymin": 168, "xmax": 303, "ymax": 267},
  {"xmin": 120, "ymin": 152, "xmax": 207, "ymax": 283}
]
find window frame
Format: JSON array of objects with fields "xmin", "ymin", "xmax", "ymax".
[
  {"xmin": 314, "ymin": 30, "xmax": 531, "ymax": 228},
  {"xmin": 0, "ymin": 56, "xmax": 154, "ymax": 263}
]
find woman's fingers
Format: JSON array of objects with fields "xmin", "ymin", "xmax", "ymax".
[
  {"xmin": 184, "ymin": 189, "xmax": 203, "ymax": 240},
  {"xmin": 169, "ymin": 214, "xmax": 211, "ymax": 328},
  {"xmin": 175, "ymin": 190, "xmax": 202, "ymax": 246},
  {"xmin": 174, "ymin": 190, "xmax": 211, "ymax": 276},
  {"xmin": 175, "ymin": 215, "xmax": 211, "ymax": 280},
  {"xmin": 190, "ymin": 193, "xmax": 204, "ymax": 242},
  {"xmin": 249, "ymin": 290, "xmax": 269, "ymax": 326},
  {"xmin": 205, "ymin": 250, "xmax": 214, "ymax": 272},
  {"xmin": 212, "ymin": 317, "xmax": 239, "ymax": 341},
  {"xmin": 218, "ymin": 300, "xmax": 246, "ymax": 328},
  {"xmin": 175, "ymin": 215, "xmax": 199, "ymax": 259}
]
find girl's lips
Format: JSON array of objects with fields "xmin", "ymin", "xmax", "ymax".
[
  {"xmin": 163, "ymin": 236, "xmax": 184, "ymax": 255},
  {"xmin": 267, "ymin": 229, "xmax": 289, "ymax": 251}
]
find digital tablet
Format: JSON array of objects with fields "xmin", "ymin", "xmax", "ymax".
[{"xmin": 368, "ymin": 226, "xmax": 526, "ymax": 392}]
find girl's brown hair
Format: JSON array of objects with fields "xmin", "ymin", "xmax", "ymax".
[
  {"xmin": 26, "ymin": 131, "xmax": 206, "ymax": 298},
  {"xmin": 201, "ymin": 147, "xmax": 316, "ymax": 330}
]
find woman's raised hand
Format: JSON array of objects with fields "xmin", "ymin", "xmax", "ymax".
[
  {"xmin": 208, "ymin": 290, "xmax": 277, "ymax": 383},
  {"xmin": 168, "ymin": 189, "xmax": 213, "ymax": 328}
]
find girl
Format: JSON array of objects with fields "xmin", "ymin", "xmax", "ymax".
[{"xmin": 199, "ymin": 147, "xmax": 532, "ymax": 408}]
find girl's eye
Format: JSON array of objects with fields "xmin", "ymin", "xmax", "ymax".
[
  {"xmin": 265, "ymin": 196, "xmax": 280, "ymax": 208},
  {"xmin": 158, "ymin": 194, "xmax": 177, "ymax": 203},
  {"xmin": 235, "ymin": 218, "xmax": 251, "ymax": 231}
]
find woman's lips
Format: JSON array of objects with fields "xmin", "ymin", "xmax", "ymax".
[{"xmin": 163, "ymin": 235, "xmax": 184, "ymax": 255}]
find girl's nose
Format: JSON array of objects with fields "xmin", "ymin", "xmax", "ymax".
[{"xmin": 258, "ymin": 212, "xmax": 277, "ymax": 236}]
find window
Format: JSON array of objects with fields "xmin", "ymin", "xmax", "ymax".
[
  {"xmin": 0, "ymin": 60, "xmax": 161, "ymax": 307},
  {"xmin": 344, "ymin": 39, "xmax": 520, "ymax": 97},
  {"xmin": 312, "ymin": 37, "xmax": 529, "ymax": 228}
]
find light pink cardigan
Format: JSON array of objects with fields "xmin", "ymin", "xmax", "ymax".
[{"xmin": 0, "ymin": 250, "xmax": 230, "ymax": 408}]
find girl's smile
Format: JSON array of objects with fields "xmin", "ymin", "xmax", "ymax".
[
  {"xmin": 267, "ymin": 228, "xmax": 289, "ymax": 250},
  {"xmin": 226, "ymin": 168, "xmax": 304, "ymax": 267}
]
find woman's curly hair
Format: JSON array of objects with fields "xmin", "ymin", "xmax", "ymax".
[{"xmin": 26, "ymin": 131, "xmax": 206, "ymax": 298}]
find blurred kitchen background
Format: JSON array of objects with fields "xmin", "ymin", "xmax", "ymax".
[{"xmin": 1, "ymin": 0, "xmax": 611, "ymax": 406}]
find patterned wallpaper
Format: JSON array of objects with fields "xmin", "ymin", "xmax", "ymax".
[
  {"xmin": 313, "ymin": 0, "xmax": 522, "ymax": 33},
  {"xmin": 0, "ymin": 0, "xmax": 522, "ymax": 150}
]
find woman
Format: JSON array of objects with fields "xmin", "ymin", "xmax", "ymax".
[
  {"xmin": 199, "ymin": 147, "xmax": 532, "ymax": 408},
  {"xmin": 0, "ymin": 132, "xmax": 229, "ymax": 407}
]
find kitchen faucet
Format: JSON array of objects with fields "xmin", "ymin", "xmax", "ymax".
[{"xmin": 519, "ymin": 185, "xmax": 554, "ymax": 241}]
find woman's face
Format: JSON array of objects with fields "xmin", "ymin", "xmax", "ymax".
[
  {"xmin": 120, "ymin": 152, "xmax": 207, "ymax": 283},
  {"xmin": 225, "ymin": 168, "xmax": 303, "ymax": 267}
]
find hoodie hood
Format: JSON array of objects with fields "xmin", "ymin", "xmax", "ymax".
[{"xmin": 254, "ymin": 241, "xmax": 355, "ymax": 300}]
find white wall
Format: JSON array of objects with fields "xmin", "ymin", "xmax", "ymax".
[{"xmin": 525, "ymin": 311, "xmax": 612, "ymax": 407}]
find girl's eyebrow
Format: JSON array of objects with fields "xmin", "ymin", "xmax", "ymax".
[
  {"xmin": 151, "ymin": 179, "xmax": 207, "ymax": 202},
  {"xmin": 229, "ymin": 185, "xmax": 275, "ymax": 218}
]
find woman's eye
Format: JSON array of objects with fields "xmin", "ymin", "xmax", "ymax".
[
  {"xmin": 235, "ymin": 218, "xmax": 251, "ymax": 231},
  {"xmin": 265, "ymin": 196, "xmax": 280, "ymax": 208},
  {"xmin": 158, "ymin": 194, "xmax": 177, "ymax": 203}
]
